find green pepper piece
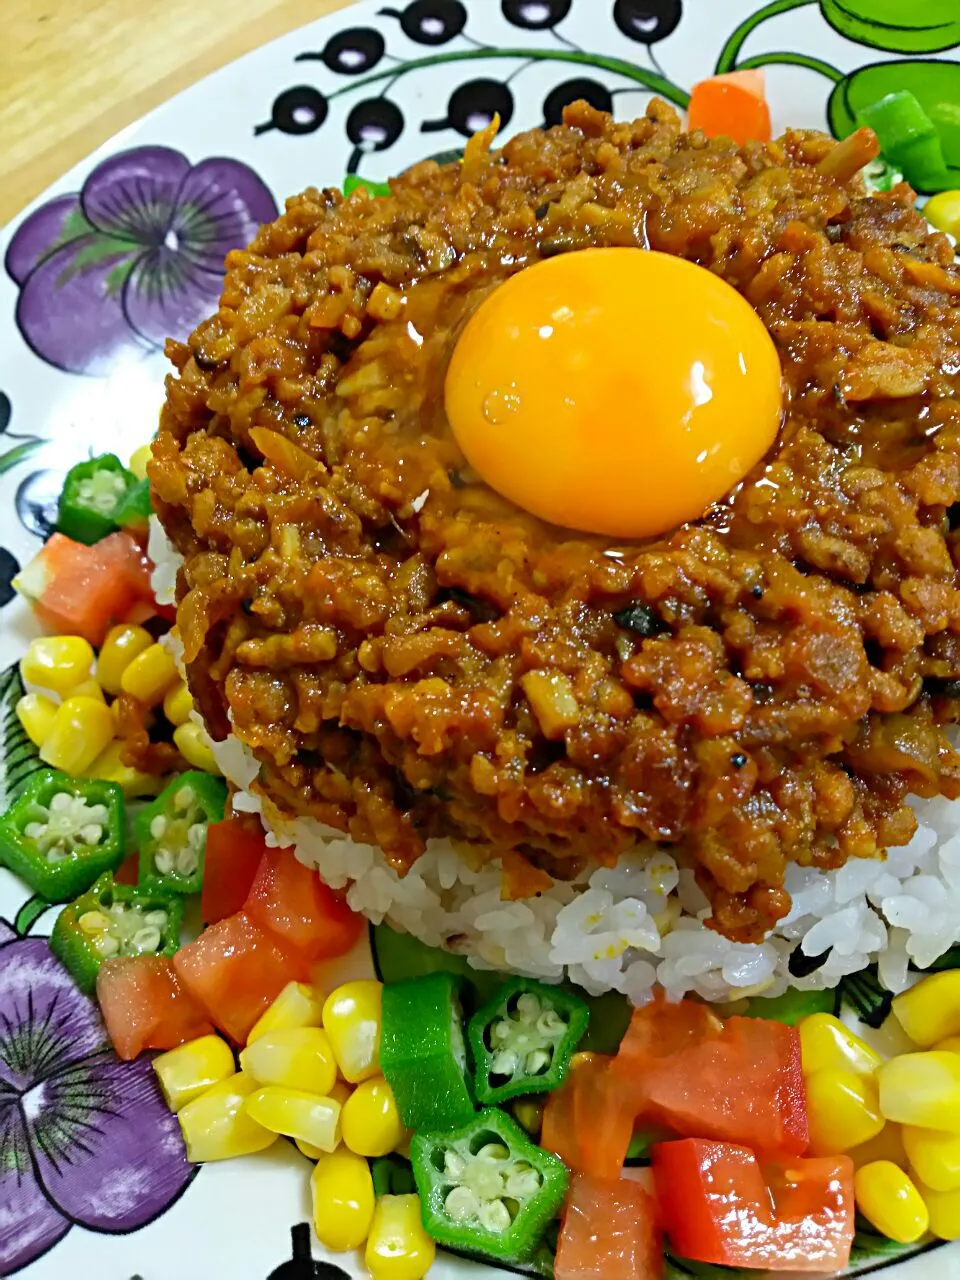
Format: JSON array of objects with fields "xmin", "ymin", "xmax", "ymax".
[
  {"xmin": 468, "ymin": 977, "xmax": 589, "ymax": 1104},
  {"xmin": 0, "ymin": 768, "xmax": 125, "ymax": 903},
  {"xmin": 371, "ymin": 1154, "xmax": 416, "ymax": 1198},
  {"xmin": 380, "ymin": 972, "xmax": 476, "ymax": 1131},
  {"xmin": 113, "ymin": 476, "xmax": 153, "ymax": 532},
  {"xmin": 135, "ymin": 771, "xmax": 227, "ymax": 895},
  {"xmin": 857, "ymin": 91, "xmax": 950, "ymax": 190},
  {"xmin": 57, "ymin": 454, "xmax": 137, "ymax": 545},
  {"xmin": 50, "ymin": 871, "xmax": 183, "ymax": 994},
  {"xmin": 411, "ymin": 1108, "xmax": 568, "ymax": 1267}
]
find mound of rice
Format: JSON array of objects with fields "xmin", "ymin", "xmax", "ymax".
[{"xmin": 151, "ymin": 521, "xmax": 960, "ymax": 1006}]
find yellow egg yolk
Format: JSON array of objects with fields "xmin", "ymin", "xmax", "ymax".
[{"xmin": 444, "ymin": 248, "xmax": 783, "ymax": 539}]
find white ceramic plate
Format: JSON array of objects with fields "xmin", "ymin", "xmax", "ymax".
[{"xmin": 1, "ymin": 2, "xmax": 959, "ymax": 1276}]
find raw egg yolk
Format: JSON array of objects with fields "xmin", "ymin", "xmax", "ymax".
[{"xmin": 444, "ymin": 247, "xmax": 783, "ymax": 539}]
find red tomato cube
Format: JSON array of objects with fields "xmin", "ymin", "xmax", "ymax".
[
  {"xmin": 542, "ymin": 1053, "xmax": 634, "ymax": 1181},
  {"xmin": 555, "ymin": 1172, "xmax": 663, "ymax": 1280},
  {"xmin": 173, "ymin": 912, "xmax": 294, "ymax": 1044},
  {"xmin": 201, "ymin": 816, "xmax": 270, "ymax": 926},
  {"xmin": 96, "ymin": 955, "xmax": 212, "ymax": 1061},
  {"xmin": 243, "ymin": 846, "xmax": 363, "ymax": 967},
  {"xmin": 651, "ymin": 1139, "xmax": 855, "ymax": 1273}
]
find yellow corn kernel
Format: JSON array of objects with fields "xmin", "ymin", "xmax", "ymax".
[
  {"xmin": 128, "ymin": 443, "xmax": 153, "ymax": 480},
  {"xmin": 849, "ymin": 1122, "xmax": 908, "ymax": 1170},
  {"xmin": 903, "ymin": 1124, "xmax": 960, "ymax": 1192},
  {"xmin": 311, "ymin": 1147, "xmax": 375, "ymax": 1251},
  {"xmin": 120, "ymin": 642, "xmax": 178, "ymax": 706},
  {"xmin": 365, "ymin": 1193, "xmax": 436, "ymax": 1280},
  {"xmin": 15, "ymin": 694, "xmax": 59, "ymax": 748},
  {"xmin": 805, "ymin": 1068, "xmax": 886, "ymax": 1156},
  {"xmin": 84, "ymin": 740, "xmax": 165, "ymax": 797},
  {"xmin": 21, "ymin": 636, "xmax": 94, "ymax": 695},
  {"xmin": 247, "ymin": 981, "xmax": 324, "ymax": 1042},
  {"xmin": 936, "ymin": 1036, "xmax": 960, "ymax": 1055},
  {"xmin": 296, "ymin": 1081, "xmax": 351, "ymax": 1159},
  {"xmin": 239, "ymin": 1027, "xmax": 337, "ymax": 1095},
  {"xmin": 163, "ymin": 681, "xmax": 194, "ymax": 727},
  {"xmin": 322, "ymin": 980, "xmax": 382, "ymax": 1083},
  {"xmin": 39, "ymin": 696, "xmax": 115, "ymax": 775},
  {"xmin": 893, "ymin": 972, "xmax": 960, "ymax": 1048},
  {"xmin": 924, "ymin": 190, "xmax": 960, "ymax": 240},
  {"xmin": 96, "ymin": 624, "xmax": 154, "ymax": 696},
  {"xmin": 177, "ymin": 1072, "xmax": 277, "ymax": 1162},
  {"xmin": 153, "ymin": 1035, "xmax": 236, "ymax": 1112},
  {"xmin": 921, "ymin": 1181, "xmax": 960, "ymax": 1240},
  {"xmin": 855, "ymin": 1161, "xmax": 930, "ymax": 1243},
  {"xmin": 173, "ymin": 722, "xmax": 220, "ymax": 774},
  {"xmin": 243, "ymin": 1085, "xmax": 341, "ymax": 1152},
  {"xmin": 341, "ymin": 1076, "xmax": 406, "ymax": 1158},
  {"xmin": 878, "ymin": 1052, "xmax": 960, "ymax": 1132},
  {"xmin": 800, "ymin": 1013, "xmax": 883, "ymax": 1078}
]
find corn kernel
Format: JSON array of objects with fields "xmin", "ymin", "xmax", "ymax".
[
  {"xmin": 153, "ymin": 1035, "xmax": 236, "ymax": 1112},
  {"xmin": 40, "ymin": 696, "xmax": 115, "ymax": 775},
  {"xmin": 120, "ymin": 642, "xmax": 178, "ymax": 706},
  {"xmin": 936, "ymin": 1036, "xmax": 960, "ymax": 1055},
  {"xmin": 341, "ymin": 1076, "xmax": 406, "ymax": 1158},
  {"xmin": 903, "ymin": 1124, "xmax": 960, "ymax": 1192},
  {"xmin": 21, "ymin": 636, "xmax": 94, "ymax": 695},
  {"xmin": 84, "ymin": 740, "xmax": 165, "ymax": 797},
  {"xmin": 243, "ymin": 1085, "xmax": 341, "ymax": 1152},
  {"xmin": 173, "ymin": 722, "xmax": 220, "ymax": 774},
  {"xmin": 805, "ymin": 1068, "xmax": 886, "ymax": 1156},
  {"xmin": 311, "ymin": 1148, "xmax": 375, "ymax": 1251},
  {"xmin": 247, "ymin": 981, "xmax": 325, "ymax": 1042},
  {"xmin": 893, "ymin": 972, "xmax": 960, "ymax": 1048},
  {"xmin": 15, "ymin": 693, "xmax": 59, "ymax": 748},
  {"xmin": 177, "ymin": 1072, "xmax": 277, "ymax": 1162},
  {"xmin": 322, "ymin": 980, "xmax": 382, "ymax": 1083},
  {"xmin": 297, "ymin": 1139, "xmax": 325, "ymax": 1160},
  {"xmin": 296, "ymin": 1080, "xmax": 352, "ymax": 1160},
  {"xmin": 68, "ymin": 677, "xmax": 105, "ymax": 703},
  {"xmin": 921, "ymin": 1181, "xmax": 960, "ymax": 1240},
  {"xmin": 855, "ymin": 1161, "xmax": 929, "ymax": 1243},
  {"xmin": 878, "ymin": 1052, "xmax": 960, "ymax": 1132},
  {"xmin": 128, "ymin": 443, "xmax": 153, "ymax": 480},
  {"xmin": 849, "ymin": 1122, "xmax": 908, "ymax": 1170},
  {"xmin": 239, "ymin": 1027, "xmax": 337, "ymax": 1095},
  {"xmin": 163, "ymin": 681, "xmax": 194, "ymax": 727},
  {"xmin": 96, "ymin": 624, "xmax": 154, "ymax": 696},
  {"xmin": 924, "ymin": 190, "xmax": 960, "ymax": 240},
  {"xmin": 800, "ymin": 1013, "xmax": 883, "ymax": 1077},
  {"xmin": 365, "ymin": 1193, "xmax": 436, "ymax": 1280}
]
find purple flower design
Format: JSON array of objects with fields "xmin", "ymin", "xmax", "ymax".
[
  {"xmin": 0, "ymin": 924, "xmax": 195, "ymax": 1275},
  {"xmin": 5, "ymin": 147, "xmax": 277, "ymax": 376}
]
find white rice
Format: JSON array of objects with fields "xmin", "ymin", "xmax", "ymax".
[{"xmin": 152, "ymin": 521, "xmax": 960, "ymax": 1005}]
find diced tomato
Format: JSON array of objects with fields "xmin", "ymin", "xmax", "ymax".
[
  {"xmin": 651, "ymin": 1139, "xmax": 855, "ymax": 1273},
  {"xmin": 243, "ymin": 845, "xmax": 364, "ymax": 969},
  {"xmin": 611, "ymin": 995, "xmax": 808, "ymax": 1158},
  {"xmin": 96, "ymin": 955, "xmax": 212, "ymax": 1060},
  {"xmin": 202, "ymin": 816, "xmax": 270, "ymax": 926},
  {"xmin": 114, "ymin": 853, "xmax": 140, "ymax": 885},
  {"xmin": 172, "ymin": 911, "xmax": 295, "ymax": 1044},
  {"xmin": 14, "ymin": 531, "xmax": 155, "ymax": 647},
  {"xmin": 543, "ymin": 1053, "xmax": 635, "ymax": 1181},
  {"xmin": 687, "ymin": 70, "xmax": 772, "ymax": 146},
  {"xmin": 555, "ymin": 1172, "xmax": 663, "ymax": 1280}
]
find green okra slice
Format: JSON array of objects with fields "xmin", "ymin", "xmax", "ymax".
[
  {"xmin": 135, "ymin": 771, "xmax": 227, "ymax": 894},
  {"xmin": 50, "ymin": 871, "xmax": 183, "ymax": 994},
  {"xmin": 411, "ymin": 1107, "xmax": 568, "ymax": 1266},
  {"xmin": 380, "ymin": 971, "xmax": 476, "ymax": 1132},
  {"xmin": 468, "ymin": 977, "xmax": 589, "ymax": 1104}
]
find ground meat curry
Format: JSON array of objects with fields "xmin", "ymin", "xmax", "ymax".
[{"xmin": 152, "ymin": 101, "xmax": 960, "ymax": 943}]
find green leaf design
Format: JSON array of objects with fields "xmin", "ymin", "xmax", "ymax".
[
  {"xmin": 848, "ymin": 1226, "xmax": 913, "ymax": 1267},
  {"xmin": 13, "ymin": 896, "xmax": 49, "ymax": 938},
  {"xmin": 0, "ymin": 665, "xmax": 45, "ymax": 811},
  {"xmin": 921, "ymin": 944, "xmax": 960, "ymax": 971},
  {"xmin": 838, "ymin": 964, "xmax": 893, "ymax": 1028},
  {"xmin": 828, "ymin": 60, "xmax": 960, "ymax": 192},
  {"xmin": 821, "ymin": 0, "xmax": 960, "ymax": 55},
  {"xmin": 48, "ymin": 204, "xmax": 97, "ymax": 254},
  {"xmin": 665, "ymin": 1257, "xmax": 739, "ymax": 1279},
  {"xmin": 343, "ymin": 175, "xmax": 393, "ymax": 198},
  {"xmin": 0, "ymin": 440, "xmax": 41, "ymax": 477},
  {"xmin": 54, "ymin": 234, "xmax": 137, "ymax": 290}
]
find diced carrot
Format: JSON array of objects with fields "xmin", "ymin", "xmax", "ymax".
[{"xmin": 688, "ymin": 70, "xmax": 771, "ymax": 146}]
